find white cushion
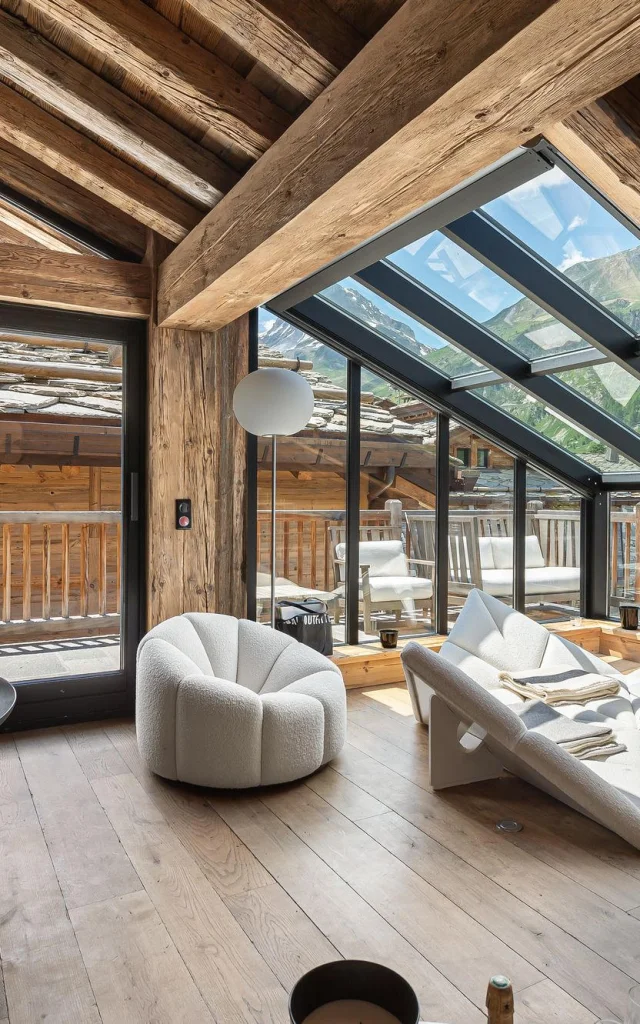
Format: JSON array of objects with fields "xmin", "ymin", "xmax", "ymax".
[
  {"xmin": 487, "ymin": 535, "xmax": 545, "ymax": 570},
  {"xmin": 481, "ymin": 566, "xmax": 580, "ymax": 598},
  {"xmin": 446, "ymin": 588, "xmax": 552, "ymax": 672},
  {"xmin": 136, "ymin": 614, "xmax": 346, "ymax": 788},
  {"xmin": 367, "ymin": 575, "xmax": 433, "ymax": 603},
  {"xmin": 490, "ymin": 536, "xmax": 513, "ymax": 570},
  {"xmin": 478, "ymin": 536, "xmax": 495, "ymax": 569},
  {"xmin": 335, "ymin": 539, "xmax": 408, "ymax": 578},
  {"xmin": 525, "ymin": 535, "xmax": 546, "ymax": 568}
]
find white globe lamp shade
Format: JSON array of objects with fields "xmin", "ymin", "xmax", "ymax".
[{"xmin": 233, "ymin": 367, "xmax": 314, "ymax": 437}]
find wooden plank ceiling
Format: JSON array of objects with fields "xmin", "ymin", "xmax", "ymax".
[
  {"xmin": 0, "ymin": 0, "xmax": 637, "ymax": 319},
  {"xmin": 0, "ymin": 0, "xmax": 401, "ymax": 260}
]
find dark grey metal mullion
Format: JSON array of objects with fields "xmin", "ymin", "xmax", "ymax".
[
  {"xmin": 0, "ymin": 181, "xmax": 140, "ymax": 262},
  {"xmin": 355, "ymin": 262, "xmax": 640, "ymax": 464},
  {"xmin": 435, "ymin": 414, "xmax": 450, "ymax": 635},
  {"xmin": 579, "ymin": 496, "xmax": 590, "ymax": 618},
  {"xmin": 278, "ymin": 297, "xmax": 598, "ymax": 493},
  {"xmin": 345, "ymin": 361, "xmax": 361, "ymax": 646},
  {"xmin": 587, "ymin": 491, "xmax": 611, "ymax": 619},
  {"xmin": 443, "ymin": 211, "xmax": 640, "ymax": 376},
  {"xmin": 513, "ymin": 459, "xmax": 526, "ymax": 612}
]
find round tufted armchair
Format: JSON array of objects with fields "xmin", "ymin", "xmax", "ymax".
[{"xmin": 136, "ymin": 613, "xmax": 346, "ymax": 788}]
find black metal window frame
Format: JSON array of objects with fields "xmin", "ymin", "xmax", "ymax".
[
  {"xmin": 0, "ymin": 301, "xmax": 147, "ymax": 729},
  {"xmin": 248, "ymin": 137, "xmax": 640, "ymax": 641}
]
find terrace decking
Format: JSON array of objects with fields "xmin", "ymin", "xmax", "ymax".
[{"xmin": 2, "ymin": 692, "xmax": 640, "ymax": 1024}]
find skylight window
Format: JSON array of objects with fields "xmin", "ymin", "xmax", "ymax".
[
  {"xmin": 483, "ymin": 166, "xmax": 640, "ymax": 331},
  {"xmin": 387, "ymin": 230, "xmax": 590, "ymax": 360}
]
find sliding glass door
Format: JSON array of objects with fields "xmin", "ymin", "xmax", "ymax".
[{"xmin": 0, "ymin": 304, "xmax": 145, "ymax": 728}]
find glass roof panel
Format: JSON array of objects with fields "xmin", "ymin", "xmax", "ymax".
[
  {"xmin": 476, "ymin": 381, "xmax": 640, "ymax": 473},
  {"xmin": 319, "ymin": 278, "xmax": 484, "ymax": 378},
  {"xmin": 387, "ymin": 230, "xmax": 590, "ymax": 360},
  {"xmin": 554, "ymin": 362, "xmax": 640, "ymax": 436},
  {"xmin": 484, "ymin": 166, "xmax": 640, "ymax": 331}
]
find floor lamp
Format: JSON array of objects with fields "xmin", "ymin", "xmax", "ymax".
[{"xmin": 233, "ymin": 367, "xmax": 314, "ymax": 629}]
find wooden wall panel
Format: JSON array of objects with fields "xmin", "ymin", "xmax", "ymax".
[
  {"xmin": 147, "ymin": 318, "xmax": 249, "ymax": 627},
  {"xmin": 0, "ymin": 464, "xmax": 121, "ymax": 510}
]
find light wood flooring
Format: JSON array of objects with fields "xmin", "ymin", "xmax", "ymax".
[{"xmin": 2, "ymin": 684, "xmax": 640, "ymax": 1023}]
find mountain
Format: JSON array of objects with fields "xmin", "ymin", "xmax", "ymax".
[{"xmin": 258, "ymin": 244, "xmax": 640, "ymax": 463}]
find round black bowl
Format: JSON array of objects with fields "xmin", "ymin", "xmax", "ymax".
[{"xmin": 289, "ymin": 960, "xmax": 420, "ymax": 1024}]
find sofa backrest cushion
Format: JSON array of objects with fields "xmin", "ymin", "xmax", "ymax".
[
  {"xmin": 488, "ymin": 535, "xmax": 545, "ymax": 570},
  {"xmin": 478, "ymin": 536, "xmax": 495, "ymax": 569},
  {"xmin": 445, "ymin": 588, "xmax": 550, "ymax": 671}
]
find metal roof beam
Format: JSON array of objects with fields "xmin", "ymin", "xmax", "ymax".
[
  {"xmin": 356, "ymin": 261, "xmax": 640, "ymax": 467},
  {"xmin": 443, "ymin": 210, "xmax": 640, "ymax": 378},
  {"xmin": 277, "ymin": 296, "xmax": 599, "ymax": 495}
]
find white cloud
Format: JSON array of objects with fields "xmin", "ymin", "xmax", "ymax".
[
  {"xmin": 558, "ymin": 241, "xmax": 590, "ymax": 272},
  {"xmin": 567, "ymin": 215, "xmax": 586, "ymax": 231}
]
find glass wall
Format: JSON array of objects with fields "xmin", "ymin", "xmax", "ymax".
[
  {"xmin": 449, "ymin": 436, "xmax": 514, "ymax": 623},
  {"xmin": 525, "ymin": 469, "xmax": 581, "ymax": 621},
  {"xmin": 256, "ymin": 310, "xmax": 347, "ymax": 645},
  {"xmin": 357, "ymin": 372, "xmax": 437, "ymax": 639},
  {"xmin": 610, "ymin": 491, "xmax": 640, "ymax": 618}
]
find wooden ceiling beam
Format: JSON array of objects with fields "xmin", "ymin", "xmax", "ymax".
[
  {"xmin": 158, "ymin": 0, "xmax": 640, "ymax": 331},
  {"xmin": 545, "ymin": 93, "xmax": 640, "ymax": 225},
  {"xmin": 0, "ymin": 82, "xmax": 201, "ymax": 242},
  {"xmin": 0, "ymin": 201, "xmax": 80, "ymax": 252},
  {"xmin": 0, "ymin": 140, "xmax": 146, "ymax": 257},
  {"xmin": 25, "ymin": 0, "xmax": 292, "ymax": 161},
  {"xmin": 0, "ymin": 9, "xmax": 238, "ymax": 210},
  {"xmin": 181, "ymin": 0, "xmax": 362, "ymax": 99},
  {"xmin": 0, "ymin": 246, "xmax": 150, "ymax": 317}
]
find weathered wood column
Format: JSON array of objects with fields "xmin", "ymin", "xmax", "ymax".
[{"xmin": 146, "ymin": 233, "xmax": 249, "ymax": 627}]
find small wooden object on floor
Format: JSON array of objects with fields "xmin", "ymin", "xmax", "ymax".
[{"xmin": 486, "ymin": 976, "xmax": 514, "ymax": 1024}]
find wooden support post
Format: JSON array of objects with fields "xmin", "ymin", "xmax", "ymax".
[{"xmin": 385, "ymin": 499, "xmax": 403, "ymax": 540}]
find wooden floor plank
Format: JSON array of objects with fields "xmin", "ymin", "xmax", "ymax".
[
  {"xmin": 0, "ymin": 736, "xmax": 101, "ymax": 1023},
  {"xmin": 358, "ymin": 806, "xmax": 631, "ymax": 1021},
  {"xmin": 515, "ymin": 979, "xmax": 596, "ymax": 1024},
  {"xmin": 92, "ymin": 772, "xmax": 289, "ymax": 1024},
  {"xmin": 305, "ymin": 765, "xmax": 387, "ymax": 820},
  {"xmin": 104, "ymin": 720, "xmax": 274, "ymax": 897},
  {"xmin": 223, "ymin": 882, "xmax": 341, "ymax": 989},
  {"xmin": 333, "ymin": 744, "xmax": 640, "ymax": 1010},
  {"xmin": 15, "ymin": 728, "xmax": 141, "ymax": 910},
  {"xmin": 63, "ymin": 722, "xmax": 130, "ymax": 781},
  {"xmin": 348, "ymin": 706, "xmax": 429, "ymax": 756},
  {"xmin": 263, "ymin": 784, "xmax": 543, "ymax": 1007},
  {"xmin": 209, "ymin": 791, "xmax": 485, "ymax": 1024},
  {"xmin": 70, "ymin": 890, "xmax": 215, "ymax": 1024}
]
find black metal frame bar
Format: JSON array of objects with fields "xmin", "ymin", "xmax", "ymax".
[
  {"xmin": 276, "ymin": 297, "xmax": 598, "ymax": 493},
  {"xmin": 356, "ymin": 262, "xmax": 640, "ymax": 465},
  {"xmin": 0, "ymin": 301, "xmax": 147, "ymax": 345},
  {"xmin": 514, "ymin": 459, "xmax": 527, "ymax": 612},
  {"xmin": 6, "ymin": 314, "xmax": 146, "ymax": 730},
  {"xmin": 443, "ymin": 211, "xmax": 640, "ymax": 377},
  {"xmin": 584, "ymin": 491, "xmax": 611, "ymax": 620},
  {"xmin": 0, "ymin": 181, "xmax": 141, "ymax": 262},
  {"xmin": 435, "ymin": 414, "xmax": 450, "ymax": 635},
  {"xmin": 346, "ymin": 361, "xmax": 362, "ymax": 645}
]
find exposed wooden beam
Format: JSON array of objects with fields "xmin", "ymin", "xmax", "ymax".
[
  {"xmin": 0, "ymin": 139, "xmax": 146, "ymax": 257},
  {"xmin": 0, "ymin": 9, "xmax": 238, "ymax": 209},
  {"xmin": 0, "ymin": 82, "xmax": 201, "ymax": 242},
  {"xmin": 181, "ymin": 0, "xmax": 362, "ymax": 99},
  {"xmin": 0, "ymin": 199, "xmax": 80, "ymax": 253},
  {"xmin": 545, "ymin": 97, "xmax": 640, "ymax": 225},
  {"xmin": 0, "ymin": 355, "xmax": 122, "ymax": 382},
  {"xmin": 0, "ymin": 246, "xmax": 150, "ymax": 317},
  {"xmin": 158, "ymin": 0, "xmax": 640, "ymax": 331},
  {"xmin": 25, "ymin": 0, "xmax": 292, "ymax": 161}
]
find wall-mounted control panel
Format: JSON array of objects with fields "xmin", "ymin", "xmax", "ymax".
[{"xmin": 176, "ymin": 498, "xmax": 192, "ymax": 530}]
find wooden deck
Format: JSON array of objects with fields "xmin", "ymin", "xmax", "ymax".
[{"xmin": 2, "ymin": 693, "xmax": 640, "ymax": 1023}]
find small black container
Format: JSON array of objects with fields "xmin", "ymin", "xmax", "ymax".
[
  {"xmin": 379, "ymin": 628, "xmax": 399, "ymax": 650},
  {"xmin": 620, "ymin": 603, "xmax": 639, "ymax": 631},
  {"xmin": 289, "ymin": 960, "xmax": 420, "ymax": 1024}
]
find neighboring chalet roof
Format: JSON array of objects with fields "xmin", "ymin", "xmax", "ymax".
[{"xmin": 0, "ymin": 339, "xmax": 121, "ymax": 466}]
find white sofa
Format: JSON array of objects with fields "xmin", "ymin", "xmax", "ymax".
[
  {"xmin": 478, "ymin": 534, "xmax": 580, "ymax": 600},
  {"xmin": 401, "ymin": 590, "xmax": 640, "ymax": 848},
  {"xmin": 136, "ymin": 613, "xmax": 346, "ymax": 788}
]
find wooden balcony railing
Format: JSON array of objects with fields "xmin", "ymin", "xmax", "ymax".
[{"xmin": 0, "ymin": 511, "xmax": 121, "ymax": 642}]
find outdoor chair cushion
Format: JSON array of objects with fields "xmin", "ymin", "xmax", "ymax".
[
  {"xmin": 136, "ymin": 613, "xmax": 346, "ymax": 788},
  {"xmin": 335, "ymin": 539, "xmax": 408, "ymax": 579},
  {"xmin": 367, "ymin": 575, "xmax": 433, "ymax": 603},
  {"xmin": 481, "ymin": 565, "xmax": 581, "ymax": 597}
]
